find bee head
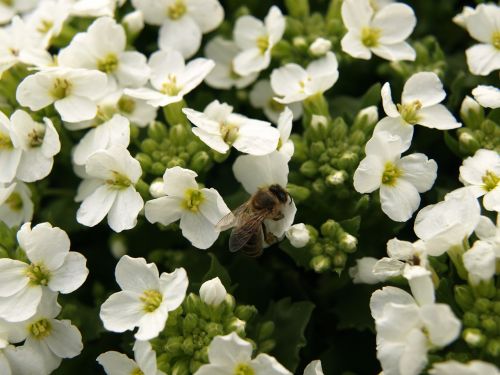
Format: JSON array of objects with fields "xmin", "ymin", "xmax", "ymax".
[{"xmin": 268, "ymin": 184, "xmax": 288, "ymax": 203}]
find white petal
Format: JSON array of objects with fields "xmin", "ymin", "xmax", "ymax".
[
  {"xmin": 49, "ymin": 252, "xmax": 88, "ymax": 294},
  {"xmin": 418, "ymin": 104, "xmax": 461, "ymax": 130},
  {"xmin": 178, "ymin": 58, "xmax": 215, "ymax": 95},
  {"xmin": 270, "ymin": 64, "xmax": 307, "ymax": 98},
  {"xmin": 135, "ymin": 306, "xmax": 168, "ymax": 340},
  {"xmin": 0, "ymin": 149, "xmax": 22, "ymax": 184},
  {"xmin": 107, "ymin": 187, "xmax": 143, "ymax": 232},
  {"xmin": 187, "ymin": 0, "xmax": 224, "ymax": 33},
  {"xmin": 371, "ymin": 41, "xmax": 416, "ymax": 62},
  {"xmin": 365, "ymin": 129, "xmax": 404, "ymax": 160},
  {"xmin": 133, "ymin": 340, "xmax": 157, "ymax": 374},
  {"xmin": 370, "ymin": 286, "xmax": 415, "ymax": 321},
  {"xmin": 399, "ymin": 329, "xmax": 428, "ymax": 375},
  {"xmin": 372, "ymin": 3, "xmax": 416, "ymax": 43},
  {"xmin": 145, "ymin": 196, "xmax": 183, "ymax": 226},
  {"xmin": 341, "ymin": 0, "xmax": 372, "ymax": 30},
  {"xmin": 463, "ymin": 241, "xmax": 496, "ymax": 283},
  {"xmin": 233, "ymin": 15, "xmax": 265, "ymax": 49},
  {"xmin": 16, "ymin": 150, "xmax": 53, "ymax": 183},
  {"xmin": 0, "ymin": 286, "xmax": 42, "ymax": 322},
  {"xmin": 76, "ymin": 185, "xmax": 117, "ymax": 228},
  {"xmin": 97, "ymin": 351, "xmax": 137, "ymax": 375},
  {"xmin": 199, "ymin": 188, "xmax": 230, "ymax": 225},
  {"xmin": 15, "ymin": 73, "xmax": 54, "ymax": 111},
  {"xmin": 115, "ymin": 255, "xmax": 160, "ymax": 293},
  {"xmin": 420, "ymin": 304, "xmax": 461, "ymax": 346},
  {"xmin": 45, "ymin": 319, "xmax": 83, "ymax": 358},
  {"xmin": 192, "ymin": 127, "xmax": 230, "ymax": 154},
  {"xmin": 0, "ymin": 259, "xmax": 28, "ymax": 297},
  {"xmin": 55, "ymin": 96, "xmax": 97, "ymax": 123},
  {"xmin": 124, "ymin": 88, "xmax": 172, "ymax": 108},
  {"xmin": 159, "ymin": 267, "xmax": 188, "ymax": 311},
  {"xmin": 208, "ymin": 332, "xmax": 252, "ymax": 366},
  {"xmin": 179, "ymin": 211, "xmax": 219, "ymax": 249},
  {"xmin": 158, "ymin": 17, "xmax": 201, "ymax": 59},
  {"xmin": 398, "ymin": 153, "xmax": 437, "ymax": 193},
  {"xmin": 465, "ymin": 44, "xmax": 500, "ymax": 76},
  {"xmin": 402, "ymin": 72, "xmax": 446, "ymax": 107},
  {"xmin": 380, "ymin": 83, "xmax": 399, "ymax": 117},
  {"xmin": 472, "ymin": 85, "xmax": 500, "ymax": 109},
  {"xmin": 115, "ymin": 51, "xmax": 150, "ymax": 88},
  {"xmin": 372, "ymin": 257, "xmax": 404, "ymax": 277},
  {"xmin": 162, "ymin": 166, "xmax": 198, "ymax": 197},
  {"xmin": 380, "ymin": 180, "xmax": 421, "ymax": 222},
  {"xmin": 100, "ymin": 290, "xmax": 143, "ymax": 333},
  {"xmin": 233, "ymin": 121, "xmax": 280, "ymax": 155},
  {"xmin": 353, "ymin": 154, "xmax": 383, "ymax": 193},
  {"xmin": 251, "ymin": 354, "xmax": 292, "ymax": 375},
  {"xmin": 484, "ymin": 188, "xmax": 500, "ymax": 212},
  {"xmin": 341, "ymin": 32, "xmax": 371, "ymax": 59},
  {"xmin": 406, "ymin": 270, "xmax": 434, "ymax": 305},
  {"xmin": 304, "ymin": 360, "xmax": 324, "ymax": 375},
  {"xmin": 233, "ymin": 48, "xmax": 270, "ymax": 76}
]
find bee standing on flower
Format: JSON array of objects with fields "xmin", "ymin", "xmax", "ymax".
[{"xmin": 217, "ymin": 184, "xmax": 291, "ymax": 257}]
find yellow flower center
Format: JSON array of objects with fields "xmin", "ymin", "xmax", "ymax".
[
  {"xmin": 118, "ymin": 97, "xmax": 136, "ymax": 114},
  {"xmin": 106, "ymin": 171, "xmax": 132, "ymax": 189},
  {"xmin": 182, "ymin": 188, "xmax": 204, "ymax": 212},
  {"xmin": 229, "ymin": 62, "xmax": 242, "ymax": 80},
  {"xmin": 268, "ymin": 99, "xmax": 285, "ymax": 113},
  {"xmin": 131, "ymin": 368, "xmax": 144, "ymax": 375},
  {"xmin": 397, "ymin": 100, "xmax": 422, "ymax": 125},
  {"xmin": 26, "ymin": 263, "xmax": 51, "ymax": 286},
  {"xmin": 30, "ymin": 319, "xmax": 51, "ymax": 339},
  {"xmin": 161, "ymin": 74, "xmax": 181, "ymax": 96},
  {"xmin": 382, "ymin": 162, "xmax": 402, "ymax": 186},
  {"xmin": 0, "ymin": 132, "xmax": 13, "ymax": 150},
  {"xmin": 27, "ymin": 125, "xmax": 46, "ymax": 148},
  {"xmin": 140, "ymin": 289, "xmax": 163, "ymax": 313},
  {"xmin": 50, "ymin": 78, "xmax": 72, "ymax": 100},
  {"xmin": 482, "ymin": 170, "xmax": 499, "ymax": 192},
  {"xmin": 36, "ymin": 19, "xmax": 54, "ymax": 34},
  {"xmin": 234, "ymin": 363, "xmax": 255, "ymax": 375},
  {"xmin": 257, "ymin": 35, "xmax": 270, "ymax": 54},
  {"xmin": 97, "ymin": 53, "xmax": 119, "ymax": 74},
  {"xmin": 361, "ymin": 27, "xmax": 381, "ymax": 48},
  {"xmin": 492, "ymin": 31, "xmax": 500, "ymax": 50},
  {"xmin": 220, "ymin": 123, "xmax": 239, "ymax": 145},
  {"xmin": 0, "ymin": 0, "xmax": 13, "ymax": 6},
  {"xmin": 6, "ymin": 192, "xmax": 23, "ymax": 211},
  {"xmin": 167, "ymin": 0, "xmax": 187, "ymax": 20}
]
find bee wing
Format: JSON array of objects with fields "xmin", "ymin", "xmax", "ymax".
[
  {"xmin": 228, "ymin": 211, "xmax": 268, "ymax": 253},
  {"xmin": 216, "ymin": 202, "xmax": 250, "ymax": 231}
]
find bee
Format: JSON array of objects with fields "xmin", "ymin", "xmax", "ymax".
[{"xmin": 216, "ymin": 184, "xmax": 291, "ymax": 257}]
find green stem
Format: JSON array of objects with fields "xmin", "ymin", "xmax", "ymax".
[
  {"xmin": 448, "ymin": 240, "xmax": 469, "ymax": 281},
  {"xmin": 163, "ymin": 100, "xmax": 189, "ymax": 127}
]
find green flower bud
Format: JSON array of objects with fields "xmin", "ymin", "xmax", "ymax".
[
  {"xmin": 0, "ymin": 247, "xmax": 8, "ymax": 259},
  {"xmin": 312, "ymin": 178, "xmax": 326, "ymax": 194},
  {"xmin": 323, "ymin": 243, "xmax": 336, "ymax": 255},
  {"xmin": 354, "ymin": 106, "xmax": 379, "ymax": 129},
  {"xmin": 148, "ymin": 121, "xmax": 168, "ymax": 141},
  {"xmin": 349, "ymin": 130, "xmax": 366, "ymax": 146},
  {"xmin": 474, "ymin": 298, "xmax": 491, "ymax": 313},
  {"xmin": 205, "ymin": 322, "xmax": 223, "ymax": 337},
  {"xmin": 300, "ymin": 160, "xmax": 319, "ymax": 177},
  {"xmin": 474, "ymin": 279, "xmax": 496, "ymax": 299},
  {"xmin": 259, "ymin": 339, "xmax": 276, "ymax": 353},
  {"xmin": 310, "ymin": 141, "xmax": 326, "ymax": 159},
  {"xmin": 311, "ymin": 255, "xmax": 331, "ymax": 272},
  {"xmin": 165, "ymin": 336, "xmax": 184, "ymax": 354},
  {"xmin": 354, "ymin": 195, "xmax": 370, "ymax": 213},
  {"xmin": 170, "ymin": 124, "xmax": 188, "ymax": 145},
  {"xmin": 167, "ymin": 157, "xmax": 186, "ymax": 168},
  {"xmin": 321, "ymin": 219, "xmax": 340, "ymax": 238},
  {"xmin": 454, "ymin": 285, "xmax": 475, "ymax": 311},
  {"xmin": 486, "ymin": 339, "xmax": 500, "ymax": 357},
  {"xmin": 151, "ymin": 162, "xmax": 166, "ymax": 175},
  {"xmin": 141, "ymin": 139, "xmax": 158, "ymax": 153},
  {"xmin": 286, "ymin": 184, "xmax": 311, "ymax": 202},
  {"xmin": 463, "ymin": 328, "xmax": 486, "ymax": 348},
  {"xmin": 225, "ymin": 317, "xmax": 246, "ymax": 335},
  {"xmin": 332, "ymin": 251, "xmax": 347, "ymax": 268},
  {"xmin": 326, "ymin": 170, "xmax": 348, "ymax": 186},
  {"xmin": 331, "ymin": 118, "xmax": 348, "ymax": 139},
  {"xmin": 309, "ymin": 114, "xmax": 329, "ymax": 137},
  {"xmin": 291, "ymin": 135, "xmax": 308, "ymax": 162},
  {"xmin": 458, "ymin": 131, "xmax": 480, "ymax": 155},
  {"xmin": 213, "ymin": 150, "xmax": 230, "ymax": 163},
  {"xmin": 337, "ymin": 152, "xmax": 359, "ymax": 171},
  {"xmin": 258, "ymin": 321, "xmax": 275, "ymax": 340},
  {"xmin": 135, "ymin": 153, "xmax": 153, "ymax": 172},
  {"xmin": 460, "ymin": 96, "xmax": 484, "ymax": 129},
  {"xmin": 480, "ymin": 119, "xmax": 497, "ymax": 134},
  {"xmin": 190, "ymin": 151, "xmax": 211, "ymax": 172},
  {"xmin": 271, "ymin": 40, "xmax": 294, "ymax": 60},
  {"xmin": 481, "ymin": 317, "xmax": 497, "ymax": 334},
  {"xmin": 181, "ymin": 336, "xmax": 194, "ymax": 354},
  {"xmin": 284, "ymin": 0, "xmax": 309, "ymax": 18},
  {"xmin": 182, "ymin": 313, "xmax": 198, "ymax": 335},
  {"xmin": 463, "ymin": 312, "xmax": 479, "ymax": 327},
  {"xmin": 292, "ymin": 36, "xmax": 308, "ymax": 50},
  {"xmin": 311, "ymin": 242, "xmax": 323, "ymax": 256},
  {"xmin": 130, "ymin": 124, "xmax": 140, "ymax": 140},
  {"xmin": 339, "ymin": 233, "xmax": 357, "ymax": 253},
  {"xmin": 493, "ymin": 301, "xmax": 500, "ymax": 315},
  {"xmin": 224, "ymin": 294, "xmax": 236, "ymax": 313},
  {"xmin": 184, "ymin": 293, "xmax": 201, "ymax": 314},
  {"xmin": 189, "ymin": 360, "xmax": 203, "ymax": 374},
  {"xmin": 234, "ymin": 305, "xmax": 257, "ymax": 321},
  {"xmin": 307, "ymin": 225, "xmax": 318, "ymax": 242},
  {"xmin": 172, "ymin": 359, "xmax": 190, "ymax": 375}
]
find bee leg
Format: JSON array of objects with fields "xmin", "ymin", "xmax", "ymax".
[{"xmin": 262, "ymin": 224, "xmax": 278, "ymax": 244}]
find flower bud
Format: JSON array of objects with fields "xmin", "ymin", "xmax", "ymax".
[
  {"xmin": 458, "ymin": 131, "xmax": 480, "ymax": 155},
  {"xmin": 109, "ymin": 235, "xmax": 127, "ymax": 258},
  {"xmin": 454, "ymin": 285, "xmax": 475, "ymax": 311},
  {"xmin": 292, "ymin": 36, "xmax": 308, "ymax": 49},
  {"xmin": 200, "ymin": 277, "xmax": 227, "ymax": 306},
  {"xmin": 339, "ymin": 233, "xmax": 357, "ymax": 253},
  {"xmin": 460, "ymin": 96, "xmax": 483, "ymax": 128},
  {"xmin": 311, "ymin": 255, "xmax": 331, "ymax": 272},
  {"xmin": 151, "ymin": 162, "xmax": 166, "ymax": 175},
  {"xmin": 463, "ymin": 328, "xmax": 486, "ymax": 348},
  {"xmin": 258, "ymin": 321, "xmax": 275, "ymax": 340},
  {"xmin": 332, "ymin": 251, "xmax": 347, "ymax": 269},
  {"xmin": 148, "ymin": 121, "xmax": 168, "ymax": 142},
  {"xmin": 182, "ymin": 313, "xmax": 198, "ymax": 334},
  {"xmin": 225, "ymin": 317, "xmax": 246, "ymax": 335},
  {"xmin": 337, "ymin": 152, "xmax": 359, "ymax": 170},
  {"xmin": 354, "ymin": 106, "xmax": 379, "ymax": 128},
  {"xmin": 259, "ymin": 339, "xmax": 276, "ymax": 353},
  {"xmin": 122, "ymin": 10, "xmax": 144, "ymax": 38},
  {"xmin": 300, "ymin": 160, "xmax": 319, "ymax": 177},
  {"xmin": 170, "ymin": 124, "xmax": 188, "ymax": 145},
  {"xmin": 141, "ymin": 138, "xmax": 159, "ymax": 153},
  {"xmin": 165, "ymin": 336, "xmax": 184, "ymax": 354},
  {"xmin": 149, "ymin": 179, "xmax": 166, "ymax": 198},
  {"xmin": 320, "ymin": 219, "xmax": 340, "ymax": 238},
  {"xmin": 172, "ymin": 359, "xmax": 190, "ymax": 375},
  {"xmin": 309, "ymin": 37, "xmax": 332, "ymax": 56},
  {"xmin": 286, "ymin": 184, "xmax": 311, "ymax": 202},
  {"xmin": 285, "ymin": 223, "xmax": 310, "ymax": 248},
  {"xmin": 285, "ymin": 0, "xmax": 309, "ymax": 18},
  {"xmin": 310, "ymin": 114, "xmax": 328, "ymax": 128},
  {"xmin": 234, "ymin": 305, "xmax": 257, "ymax": 321},
  {"xmin": 326, "ymin": 170, "xmax": 347, "ymax": 186},
  {"xmin": 190, "ymin": 151, "xmax": 211, "ymax": 172},
  {"xmin": 486, "ymin": 338, "xmax": 500, "ymax": 357}
]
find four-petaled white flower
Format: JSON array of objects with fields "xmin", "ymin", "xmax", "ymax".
[
  {"xmin": 472, "ymin": 85, "xmax": 500, "ymax": 109},
  {"xmin": 125, "ymin": 49, "xmax": 214, "ymax": 107},
  {"xmin": 194, "ymin": 332, "xmax": 291, "ymax": 375},
  {"xmin": 459, "ymin": 149, "xmax": 500, "ymax": 212},
  {"xmin": 204, "ymin": 37, "xmax": 258, "ymax": 90},
  {"xmin": 0, "ymin": 181, "xmax": 33, "ymax": 227},
  {"xmin": 353, "ymin": 130, "xmax": 437, "ymax": 222},
  {"xmin": 0, "ymin": 222, "xmax": 88, "ymax": 322},
  {"xmin": 145, "ymin": 166, "xmax": 230, "ymax": 249},
  {"xmin": 232, "ymin": 6, "xmax": 285, "ymax": 75},
  {"xmin": 463, "ymin": 4, "xmax": 500, "ymax": 76},
  {"xmin": 271, "ymin": 52, "xmax": 339, "ymax": 104},
  {"xmin": 341, "ymin": 0, "xmax": 416, "ymax": 61},
  {"xmin": 349, "ymin": 257, "xmax": 388, "ymax": 285},
  {"xmin": 375, "ymin": 72, "xmax": 461, "ymax": 149},
  {"xmin": 58, "ymin": 17, "xmax": 150, "ymax": 88},
  {"xmin": 97, "ymin": 339, "xmax": 166, "ymax": 375},
  {"xmin": 16, "ymin": 67, "xmax": 108, "ymax": 123},
  {"xmin": 76, "ymin": 146, "xmax": 144, "ymax": 233},
  {"xmin": 430, "ymin": 360, "xmax": 500, "ymax": 375},
  {"xmin": 370, "ymin": 285, "xmax": 461, "ymax": 375},
  {"xmin": 463, "ymin": 240, "xmax": 497, "ymax": 285},
  {"xmin": 183, "ymin": 100, "xmax": 280, "ymax": 156},
  {"xmin": 25, "ymin": 0, "xmax": 70, "ymax": 48},
  {"xmin": 99, "ymin": 255, "xmax": 188, "ymax": 340},
  {"xmin": 132, "ymin": 0, "xmax": 224, "ymax": 58}
]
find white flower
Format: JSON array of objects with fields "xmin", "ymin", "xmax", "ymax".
[
  {"xmin": 132, "ymin": 0, "xmax": 224, "ymax": 59},
  {"xmin": 10, "ymin": 110, "xmax": 60, "ymax": 182},
  {"xmin": 24, "ymin": 0, "xmax": 70, "ymax": 47},
  {"xmin": 373, "ymin": 238, "xmax": 428, "ymax": 279},
  {"xmin": 8, "ymin": 292, "xmax": 83, "ymax": 374},
  {"xmin": 76, "ymin": 146, "xmax": 144, "ymax": 233},
  {"xmin": 353, "ymin": 131, "xmax": 437, "ymax": 222},
  {"xmin": 370, "ymin": 285, "xmax": 461, "ymax": 375},
  {"xmin": 68, "ymin": 0, "xmax": 118, "ymax": 17},
  {"xmin": 463, "ymin": 4, "xmax": 500, "ymax": 76},
  {"xmin": 145, "ymin": 166, "xmax": 230, "ymax": 249},
  {"xmin": 285, "ymin": 223, "xmax": 310, "ymax": 248},
  {"xmin": 97, "ymin": 339, "xmax": 165, "ymax": 375},
  {"xmin": 199, "ymin": 277, "xmax": 227, "ymax": 306},
  {"xmin": 204, "ymin": 37, "xmax": 259, "ymax": 90},
  {"xmin": 72, "ymin": 114, "xmax": 130, "ymax": 166},
  {"xmin": 16, "ymin": 68, "xmax": 108, "ymax": 123},
  {"xmin": 472, "ymin": 85, "xmax": 500, "ymax": 109},
  {"xmin": 2, "ymin": 343, "xmax": 47, "ymax": 375},
  {"xmin": 309, "ymin": 37, "xmax": 332, "ymax": 56},
  {"xmin": 124, "ymin": 49, "xmax": 214, "ymax": 107},
  {"xmin": 194, "ymin": 332, "xmax": 291, "ymax": 375},
  {"xmin": 429, "ymin": 360, "xmax": 500, "ymax": 375},
  {"xmin": 452, "ymin": 6, "xmax": 476, "ymax": 28},
  {"xmin": 183, "ymin": 100, "xmax": 280, "ymax": 156},
  {"xmin": 0, "ymin": 112, "xmax": 22, "ymax": 184},
  {"xmin": 304, "ymin": 360, "xmax": 324, "ymax": 375},
  {"xmin": 271, "ymin": 52, "xmax": 339, "ymax": 104},
  {"xmin": 249, "ymin": 80, "xmax": 303, "ymax": 124},
  {"xmin": 232, "ymin": 6, "xmax": 285, "ymax": 75},
  {"xmin": 475, "ymin": 214, "xmax": 500, "ymax": 250},
  {"xmin": 0, "ymin": 222, "xmax": 88, "ymax": 322},
  {"xmin": 122, "ymin": 9, "xmax": 145, "ymax": 36},
  {"xmin": 463, "ymin": 240, "xmax": 497, "ymax": 285},
  {"xmin": 414, "ymin": 188, "xmax": 481, "ymax": 256},
  {"xmin": 233, "ymin": 151, "xmax": 297, "ymax": 240},
  {"xmin": 459, "ymin": 149, "xmax": 500, "ymax": 211},
  {"xmin": 341, "ymin": 0, "xmax": 416, "ymax": 61},
  {"xmin": 0, "ymin": 0, "xmax": 37, "ymax": 24},
  {"xmin": 276, "ymin": 107, "xmax": 295, "ymax": 161},
  {"xmin": 100, "ymin": 255, "xmax": 188, "ymax": 340},
  {"xmin": 349, "ymin": 257, "xmax": 388, "ymax": 284},
  {"xmin": 0, "ymin": 182, "xmax": 33, "ymax": 227},
  {"xmin": 375, "ymin": 72, "xmax": 461, "ymax": 149},
  {"xmin": 58, "ymin": 17, "xmax": 150, "ymax": 88}
]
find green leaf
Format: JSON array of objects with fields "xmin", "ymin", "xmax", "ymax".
[
  {"xmin": 339, "ymin": 216, "xmax": 361, "ymax": 236},
  {"xmin": 202, "ymin": 253, "xmax": 232, "ymax": 289},
  {"xmin": 360, "ymin": 83, "xmax": 382, "ymax": 108},
  {"xmin": 262, "ymin": 298, "xmax": 315, "ymax": 372},
  {"xmin": 332, "ymin": 285, "xmax": 376, "ymax": 332}
]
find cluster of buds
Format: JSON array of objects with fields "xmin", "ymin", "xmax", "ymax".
[
  {"xmin": 458, "ymin": 96, "xmax": 500, "ymax": 156},
  {"xmin": 151, "ymin": 277, "xmax": 274, "ymax": 374}
]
